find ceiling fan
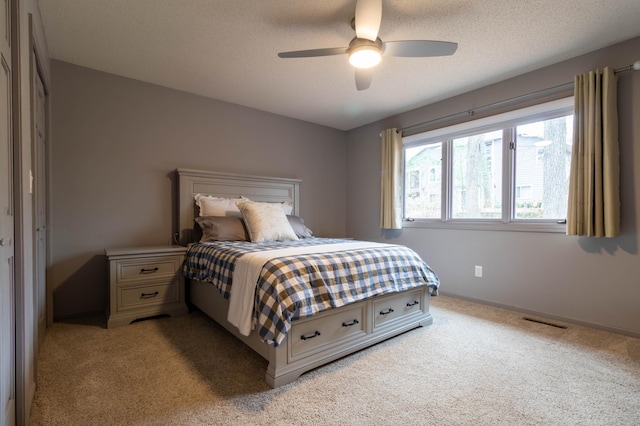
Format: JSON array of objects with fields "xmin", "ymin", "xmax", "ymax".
[{"xmin": 277, "ymin": 0, "xmax": 458, "ymax": 91}]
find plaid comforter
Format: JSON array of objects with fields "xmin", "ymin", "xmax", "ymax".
[{"xmin": 183, "ymin": 238, "xmax": 440, "ymax": 346}]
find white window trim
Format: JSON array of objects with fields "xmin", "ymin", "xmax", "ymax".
[{"xmin": 402, "ymin": 97, "xmax": 573, "ymax": 233}]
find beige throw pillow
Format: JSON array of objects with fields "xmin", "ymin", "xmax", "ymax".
[{"xmin": 236, "ymin": 200, "xmax": 298, "ymax": 243}]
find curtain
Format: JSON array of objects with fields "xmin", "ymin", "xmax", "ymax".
[
  {"xmin": 567, "ymin": 67, "xmax": 620, "ymax": 237},
  {"xmin": 380, "ymin": 128, "xmax": 403, "ymax": 229}
]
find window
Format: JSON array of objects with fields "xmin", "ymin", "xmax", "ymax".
[
  {"xmin": 405, "ymin": 142, "xmax": 442, "ymax": 219},
  {"xmin": 451, "ymin": 131, "xmax": 502, "ymax": 219},
  {"xmin": 403, "ymin": 98, "xmax": 573, "ymax": 232},
  {"xmin": 514, "ymin": 117, "xmax": 573, "ymax": 219},
  {"xmin": 409, "ymin": 170, "xmax": 420, "ymax": 189},
  {"xmin": 515, "ymin": 185, "xmax": 532, "ymax": 200}
]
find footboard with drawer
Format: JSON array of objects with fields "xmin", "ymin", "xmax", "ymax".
[{"xmin": 190, "ymin": 278, "xmax": 432, "ymax": 387}]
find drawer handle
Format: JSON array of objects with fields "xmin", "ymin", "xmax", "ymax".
[
  {"xmin": 300, "ymin": 331, "xmax": 321, "ymax": 341},
  {"xmin": 406, "ymin": 300, "xmax": 419, "ymax": 307},
  {"xmin": 379, "ymin": 308, "xmax": 395, "ymax": 316},
  {"xmin": 140, "ymin": 291, "xmax": 159, "ymax": 299},
  {"xmin": 342, "ymin": 319, "xmax": 360, "ymax": 327},
  {"xmin": 140, "ymin": 267, "xmax": 159, "ymax": 274}
]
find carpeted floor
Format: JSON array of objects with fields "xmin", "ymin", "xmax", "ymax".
[{"xmin": 30, "ymin": 296, "xmax": 640, "ymax": 425}]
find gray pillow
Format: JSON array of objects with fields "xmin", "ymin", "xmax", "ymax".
[
  {"xmin": 194, "ymin": 216, "xmax": 249, "ymax": 242},
  {"xmin": 287, "ymin": 215, "xmax": 314, "ymax": 238}
]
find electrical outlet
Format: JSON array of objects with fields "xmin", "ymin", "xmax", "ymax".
[{"xmin": 475, "ymin": 265, "xmax": 483, "ymax": 278}]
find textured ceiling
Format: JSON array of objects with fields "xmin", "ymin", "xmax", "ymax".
[{"xmin": 38, "ymin": 0, "xmax": 640, "ymax": 131}]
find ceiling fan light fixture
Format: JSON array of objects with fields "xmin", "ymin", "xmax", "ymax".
[
  {"xmin": 349, "ymin": 46, "xmax": 382, "ymax": 68},
  {"xmin": 276, "ymin": 0, "xmax": 458, "ymax": 90},
  {"xmin": 348, "ymin": 37, "xmax": 383, "ymax": 69}
]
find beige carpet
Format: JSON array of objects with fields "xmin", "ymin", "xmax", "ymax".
[{"xmin": 30, "ymin": 296, "xmax": 640, "ymax": 426}]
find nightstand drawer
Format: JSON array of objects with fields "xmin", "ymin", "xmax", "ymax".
[
  {"xmin": 118, "ymin": 282, "xmax": 179, "ymax": 311},
  {"xmin": 116, "ymin": 256, "xmax": 182, "ymax": 284}
]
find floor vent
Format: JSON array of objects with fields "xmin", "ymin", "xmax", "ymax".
[{"xmin": 522, "ymin": 317, "xmax": 568, "ymax": 329}]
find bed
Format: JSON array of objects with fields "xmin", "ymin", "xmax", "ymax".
[{"xmin": 176, "ymin": 168, "xmax": 440, "ymax": 387}]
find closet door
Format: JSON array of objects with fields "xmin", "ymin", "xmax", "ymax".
[
  {"xmin": 0, "ymin": 0, "xmax": 15, "ymax": 424},
  {"xmin": 33, "ymin": 59, "xmax": 47, "ymax": 348}
]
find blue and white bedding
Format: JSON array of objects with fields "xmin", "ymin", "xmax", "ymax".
[{"xmin": 183, "ymin": 237, "xmax": 440, "ymax": 346}]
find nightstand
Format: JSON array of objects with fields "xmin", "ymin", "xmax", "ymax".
[{"xmin": 105, "ymin": 246, "xmax": 188, "ymax": 328}]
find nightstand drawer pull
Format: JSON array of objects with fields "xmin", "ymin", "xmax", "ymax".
[
  {"xmin": 342, "ymin": 319, "xmax": 360, "ymax": 327},
  {"xmin": 406, "ymin": 300, "xmax": 419, "ymax": 307},
  {"xmin": 140, "ymin": 291, "xmax": 159, "ymax": 299},
  {"xmin": 380, "ymin": 308, "xmax": 395, "ymax": 316},
  {"xmin": 140, "ymin": 267, "xmax": 159, "ymax": 274},
  {"xmin": 300, "ymin": 331, "xmax": 321, "ymax": 340}
]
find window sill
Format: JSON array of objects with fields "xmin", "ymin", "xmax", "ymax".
[{"xmin": 403, "ymin": 219, "xmax": 567, "ymax": 233}]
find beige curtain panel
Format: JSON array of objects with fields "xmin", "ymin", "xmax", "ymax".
[
  {"xmin": 567, "ymin": 67, "xmax": 620, "ymax": 237},
  {"xmin": 380, "ymin": 128, "xmax": 403, "ymax": 229}
]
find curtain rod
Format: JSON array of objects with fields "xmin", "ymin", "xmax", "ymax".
[{"xmin": 393, "ymin": 60, "xmax": 640, "ymax": 137}]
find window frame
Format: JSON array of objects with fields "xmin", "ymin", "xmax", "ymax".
[{"xmin": 402, "ymin": 97, "xmax": 574, "ymax": 233}]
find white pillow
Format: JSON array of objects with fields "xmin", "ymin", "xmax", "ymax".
[
  {"xmin": 279, "ymin": 201, "xmax": 293, "ymax": 215},
  {"xmin": 194, "ymin": 194, "xmax": 248, "ymax": 217},
  {"xmin": 236, "ymin": 200, "xmax": 298, "ymax": 243}
]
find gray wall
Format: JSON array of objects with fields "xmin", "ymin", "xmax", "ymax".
[
  {"xmin": 50, "ymin": 60, "xmax": 347, "ymax": 318},
  {"xmin": 51, "ymin": 36, "xmax": 640, "ymax": 336},
  {"xmin": 346, "ymin": 37, "xmax": 640, "ymax": 336}
]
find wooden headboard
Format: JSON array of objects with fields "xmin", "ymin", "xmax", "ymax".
[{"xmin": 176, "ymin": 169, "xmax": 301, "ymax": 245}]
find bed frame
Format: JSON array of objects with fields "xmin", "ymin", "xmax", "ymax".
[{"xmin": 177, "ymin": 168, "xmax": 433, "ymax": 387}]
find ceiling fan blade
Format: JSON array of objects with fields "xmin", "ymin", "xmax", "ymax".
[
  {"xmin": 383, "ymin": 40, "xmax": 458, "ymax": 57},
  {"xmin": 355, "ymin": 68, "xmax": 373, "ymax": 91},
  {"xmin": 355, "ymin": 0, "xmax": 382, "ymax": 42},
  {"xmin": 278, "ymin": 47, "xmax": 348, "ymax": 58}
]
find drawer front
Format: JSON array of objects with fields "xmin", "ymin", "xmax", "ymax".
[
  {"xmin": 373, "ymin": 289, "xmax": 423, "ymax": 329},
  {"xmin": 116, "ymin": 256, "xmax": 182, "ymax": 284},
  {"xmin": 290, "ymin": 305, "xmax": 365, "ymax": 360},
  {"xmin": 118, "ymin": 282, "xmax": 179, "ymax": 311}
]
